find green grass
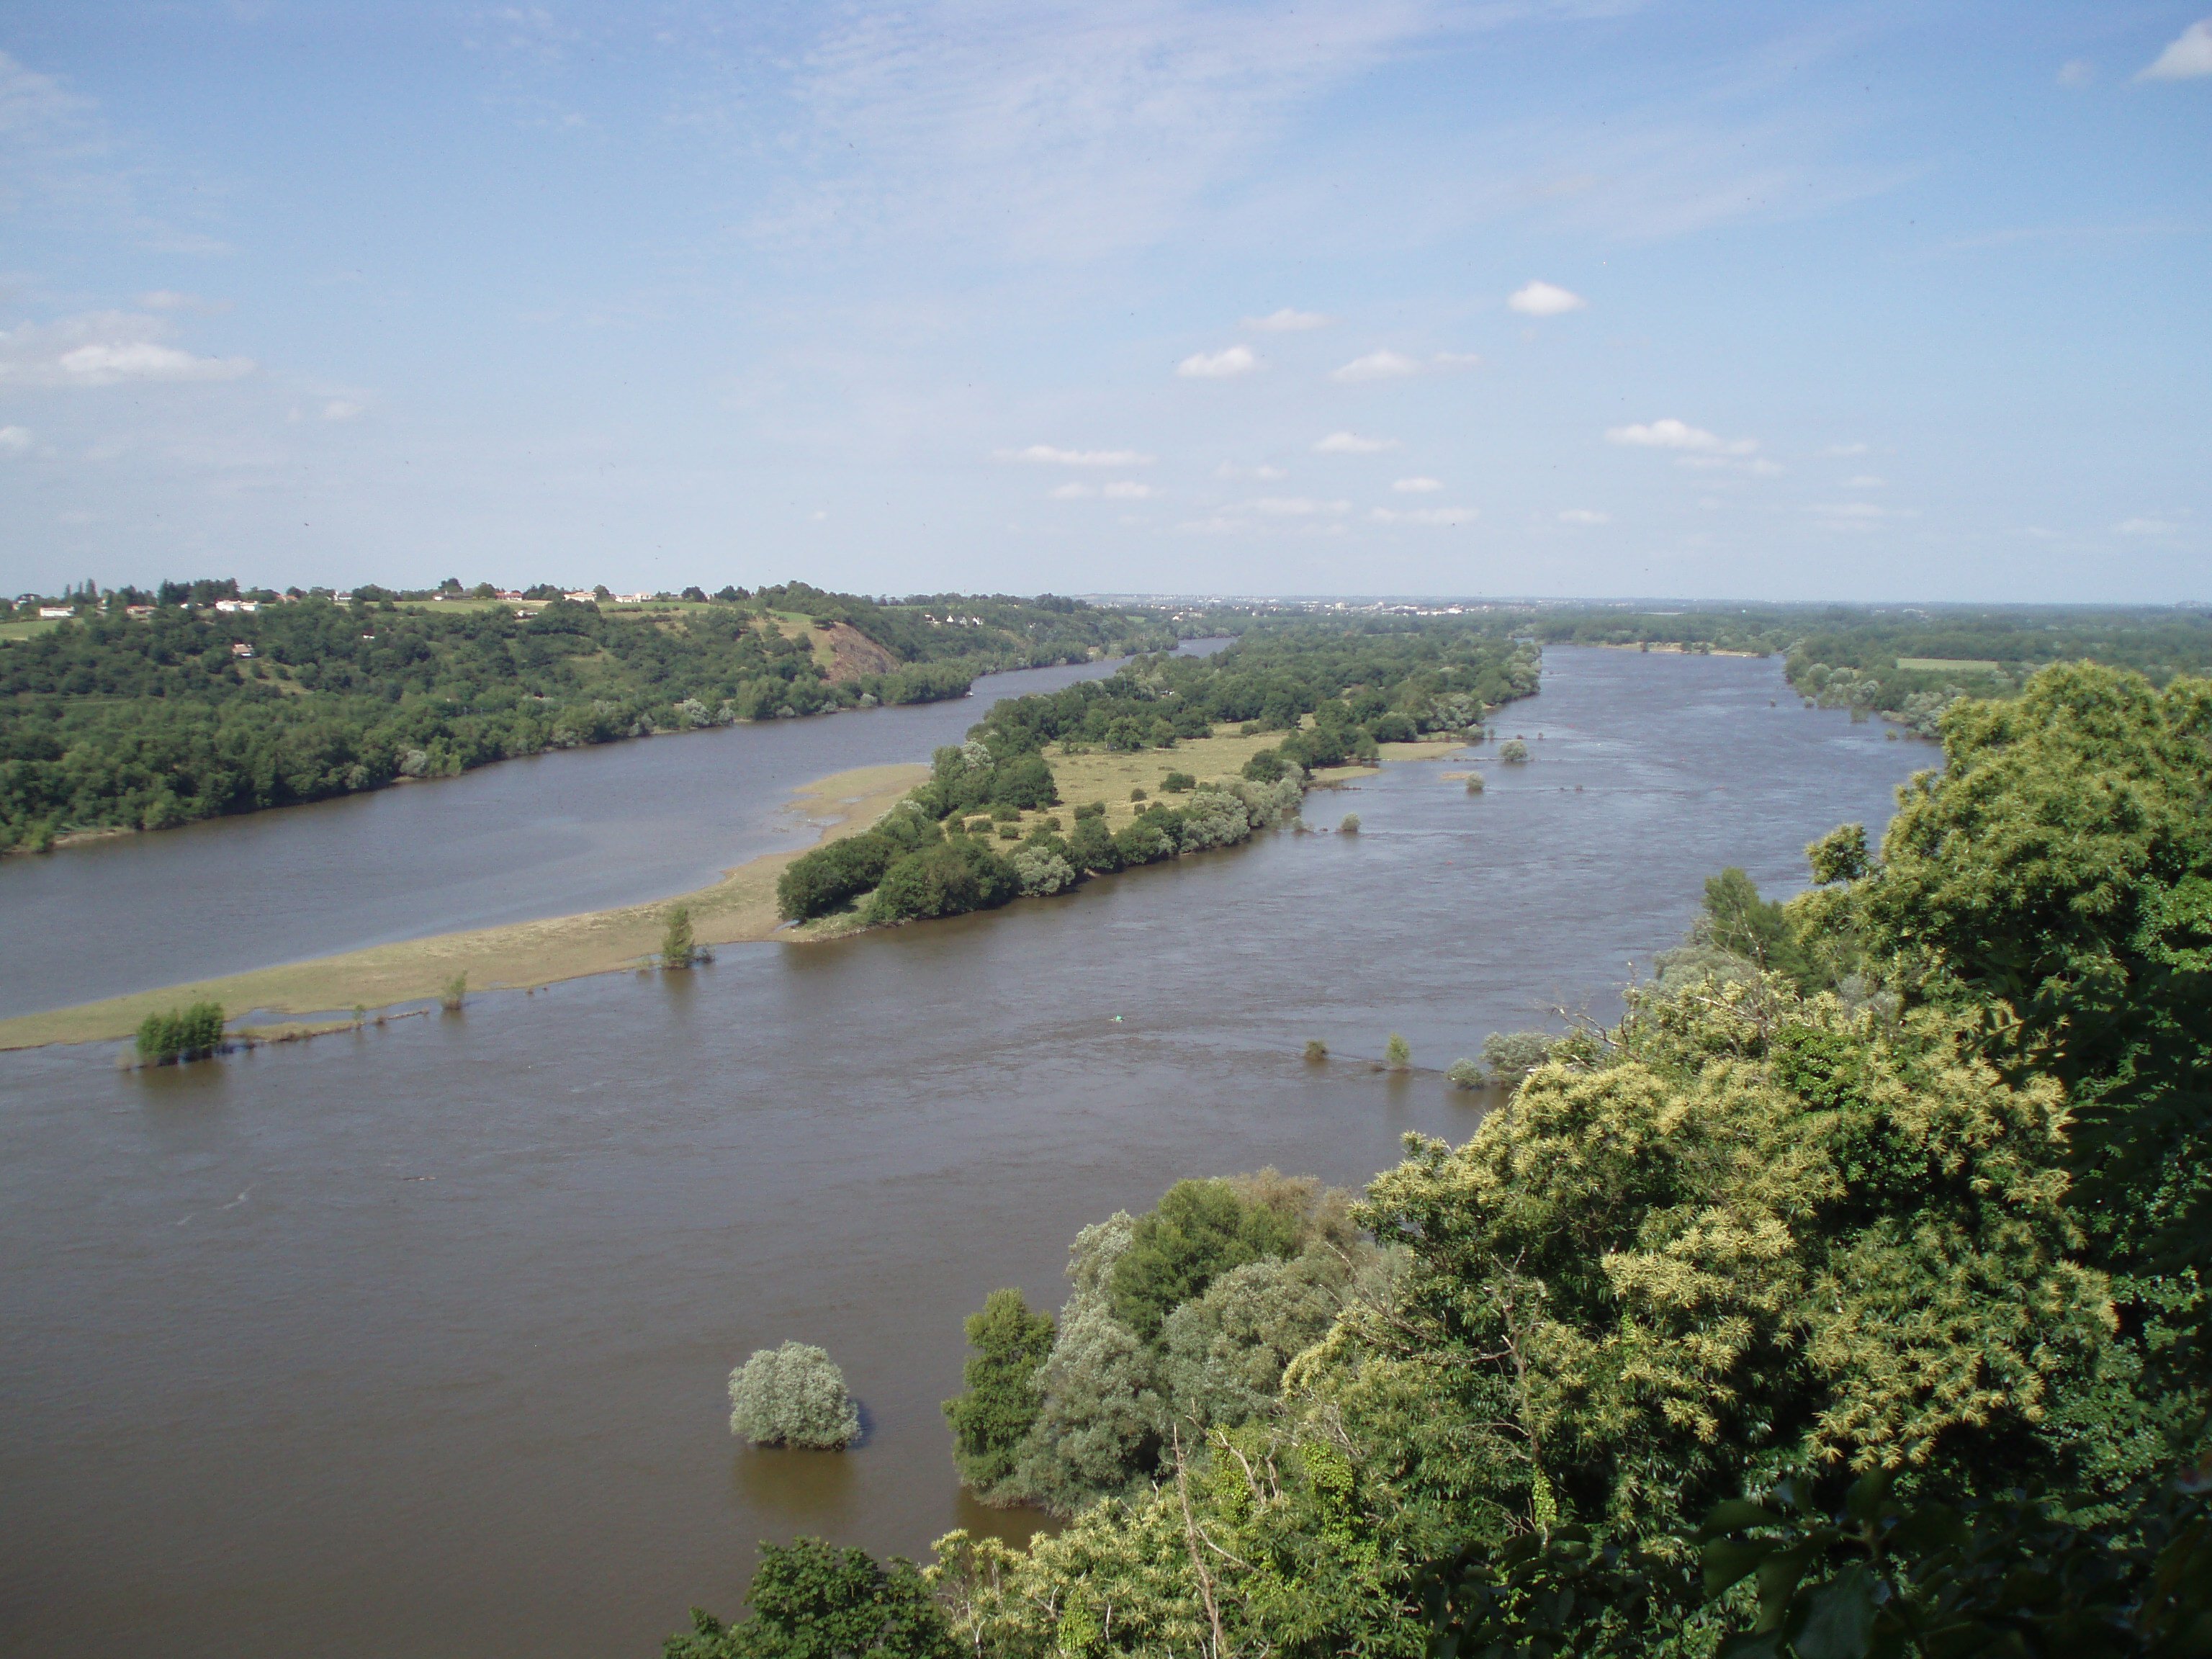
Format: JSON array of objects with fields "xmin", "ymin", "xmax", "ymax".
[{"xmin": 0, "ymin": 618, "xmax": 64, "ymax": 643}]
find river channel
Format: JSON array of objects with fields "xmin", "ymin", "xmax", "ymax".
[{"xmin": 0, "ymin": 647, "xmax": 1925, "ymax": 1658}]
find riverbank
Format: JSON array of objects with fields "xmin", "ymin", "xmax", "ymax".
[{"xmin": 0, "ymin": 763, "xmax": 926, "ymax": 1051}]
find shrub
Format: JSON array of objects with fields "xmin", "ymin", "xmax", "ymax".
[
  {"xmin": 660, "ymin": 904, "xmax": 696, "ymax": 968},
  {"xmin": 777, "ymin": 830, "xmax": 902, "ymax": 920},
  {"xmin": 1500, "ymin": 737, "xmax": 1530, "ymax": 763},
  {"xmin": 727, "ymin": 1341, "xmax": 860, "ymax": 1448},
  {"xmin": 1161, "ymin": 770, "xmax": 1196, "ymax": 792},
  {"xmin": 1068, "ymin": 814, "xmax": 1120, "ymax": 872},
  {"xmin": 1385, "ymin": 1032, "xmax": 1411, "ymax": 1070},
  {"xmin": 943, "ymin": 1290, "xmax": 1056, "ymax": 1499},
  {"xmin": 1010, "ymin": 847, "xmax": 1076, "ymax": 896},
  {"xmin": 996, "ymin": 822, "xmax": 1020, "ymax": 839},
  {"xmin": 1481, "ymin": 1029, "xmax": 1556, "ymax": 1085},
  {"xmin": 866, "ymin": 837, "xmax": 1020, "ymax": 924},
  {"xmin": 1111, "ymin": 817, "xmax": 1173, "ymax": 866},
  {"xmin": 1241, "ymin": 748, "xmax": 1290, "ymax": 783},
  {"xmin": 964, "ymin": 817, "xmax": 994, "ymax": 834},
  {"xmin": 1339, "ymin": 812, "xmax": 1361, "ymax": 834},
  {"xmin": 1304, "ymin": 1039, "xmax": 1328, "ymax": 1062},
  {"xmin": 1071, "ymin": 801, "xmax": 1105, "ymax": 820},
  {"xmin": 1447, "ymin": 1057, "xmax": 1483, "ymax": 1089},
  {"xmin": 1465, "ymin": 771, "xmax": 1485, "ymax": 793},
  {"xmin": 1128, "ymin": 787, "xmax": 1147, "ymax": 802},
  {"xmin": 135, "ymin": 1002, "xmax": 225, "ymax": 1065},
  {"xmin": 441, "ymin": 972, "xmax": 467, "ymax": 1011},
  {"xmin": 1107, "ymin": 1178, "xmax": 1300, "ymax": 1341}
]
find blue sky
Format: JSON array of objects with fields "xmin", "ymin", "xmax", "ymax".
[{"xmin": 0, "ymin": 1, "xmax": 2205, "ymax": 601}]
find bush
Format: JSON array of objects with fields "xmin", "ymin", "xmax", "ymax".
[
  {"xmin": 1068, "ymin": 814, "xmax": 1120, "ymax": 872},
  {"xmin": 661, "ymin": 904, "xmax": 696, "ymax": 968},
  {"xmin": 663, "ymin": 1538, "xmax": 951, "ymax": 1659},
  {"xmin": 1161, "ymin": 770, "xmax": 1196, "ymax": 792},
  {"xmin": 1111, "ymin": 817, "xmax": 1173, "ymax": 866},
  {"xmin": 1500, "ymin": 737, "xmax": 1530, "ymax": 763},
  {"xmin": 943, "ymin": 1290, "xmax": 1056, "ymax": 1499},
  {"xmin": 1339, "ymin": 812, "xmax": 1360, "ymax": 834},
  {"xmin": 1107, "ymin": 1178, "xmax": 1300, "ymax": 1341},
  {"xmin": 135, "ymin": 1002, "xmax": 225, "ymax": 1065},
  {"xmin": 1481, "ymin": 1029, "xmax": 1556, "ymax": 1085},
  {"xmin": 1242, "ymin": 748, "xmax": 1290, "ymax": 783},
  {"xmin": 1128, "ymin": 787, "xmax": 1147, "ymax": 802},
  {"xmin": 1071, "ymin": 801, "xmax": 1105, "ymax": 821},
  {"xmin": 866, "ymin": 837, "xmax": 1020, "ymax": 923},
  {"xmin": 777, "ymin": 830, "xmax": 904, "ymax": 920},
  {"xmin": 441, "ymin": 972, "xmax": 467, "ymax": 1011},
  {"xmin": 1304, "ymin": 1039, "xmax": 1328, "ymax": 1061},
  {"xmin": 1010, "ymin": 847, "xmax": 1076, "ymax": 896},
  {"xmin": 1465, "ymin": 771, "xmax": 1485, "ymax": 793},
  {"xmin": 1385, "ymin": 1032, "xmax": 1411, "ymax": 1070},
  {"xmin": 727, "ymin": 1341, "xmax": 860, "ymax": 1448},
  {"xmin": 996, "ymin": 822, "xmax": 1020, "ymax": 839},
  {"xmin": 1447, "ymin": 1057, "xmax": 1483, "ymax": 1089}
]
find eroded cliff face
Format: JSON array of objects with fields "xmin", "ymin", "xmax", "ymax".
[{"xmin": 820, "ymin": 621, "xmax": 899, "ymax": 682}]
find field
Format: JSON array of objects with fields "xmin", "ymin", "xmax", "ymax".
[
  {"xmin": 0, "ymin": 763, "xmax": 926, "ymax": 1050},
  {"xmin": 0, "ymin": 618, "xmax": 64, "ymax": 644},
  {"xmin": 1894, "ymin": 656, "xmax": 2002, "ymax": 673}
]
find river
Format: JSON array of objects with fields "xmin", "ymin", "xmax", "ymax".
[{"xmin": 0, "ymin": 647, "xmax": 1925, "ymax": 1658}]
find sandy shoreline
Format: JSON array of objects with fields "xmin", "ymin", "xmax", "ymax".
[{"xmin": 0, "ymin": 763, "xmax": 927, "ymax": 1052}]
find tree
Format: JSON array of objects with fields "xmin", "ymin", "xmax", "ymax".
[
  {"xmin": 1501, "ymin": 738, "xmax": 1530, "ymax": 762},
  {"xmin": 1700, "ymin": 867, "xmax": 1807, "ymax": 983},
  {"xmin": 1480, "ymin": 1030, "xmax": 1555, "ymax": 1086},
  {"xmin": 662, "ymin": 904, "xmax": 697, "ymax": 968},
  {"xmin": 728, "ymin": 1341, "xmax": 860, "ymax": 1449},
  {"xmin": 943, "ymin": 1290, "xmax": 1055, "ymax": 1501},
  {"xmin": 135, "ymin": 1001, "xmax": 225, "ymax": 1064},
  {"xmin": 1108, "ymin": 1179, "xmax": 1300, "ymax": 1341},
  {"xmin": 1385, "ymin": 1032, "xmax": 1411, "ymax": 1069},
  {"xmin": 664, "ymin": 1538, "xmax": 956, "ymax": 1659}
]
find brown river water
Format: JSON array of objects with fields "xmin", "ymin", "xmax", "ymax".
[{"xmin": 0, "ymin": 647, "xmax": 1926, "ymax": 1657}]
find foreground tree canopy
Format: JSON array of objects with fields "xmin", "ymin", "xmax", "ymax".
[{"xmin": 685, "ymin": 660, "xmax": 2210, "ymax": 1658}]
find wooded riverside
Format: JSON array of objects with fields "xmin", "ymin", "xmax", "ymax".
[
  {"xmin": 675, "ymin": 660, "xmax": 2212, "ymax": 1659},
  {"xmin": 0, "ymin": 580, "xmax": 1203, "ymax": 853},
  {"xmin": 773, "ymin": 619, "xmax": 1541, "ymax": 929}
]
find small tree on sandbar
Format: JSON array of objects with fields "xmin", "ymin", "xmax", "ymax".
[{"xmin": 662, "ymin": 904, "xmax": 696, "ymax": 969}]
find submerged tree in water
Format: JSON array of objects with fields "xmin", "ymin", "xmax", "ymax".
[
  {"xmin": 728, "ymin": 1341, "xmax": 860, "ymax": 1449},
  {"xmin": 942, "ymin": 1290, "xmax": 1055, "ymax": 1502},
  {"xmin": 661, "ymin": 904, "xmax": 696, "ymax": 968},
  {"xmin": 135, "ymin": 1002, "xmax": 225, "ymax": 1065}
]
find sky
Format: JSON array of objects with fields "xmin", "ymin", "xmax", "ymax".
[{"xmin": 0, "ymin": 1, "xmax": 2206, "ymax": 603}]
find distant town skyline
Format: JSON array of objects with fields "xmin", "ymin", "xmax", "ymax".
[{"xmin": 0, "ymin": 1, "xmax": 2206, "ymax": 603}]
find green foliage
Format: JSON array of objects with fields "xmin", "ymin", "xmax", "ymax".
[
  {"xmin": 1341, "ymin": 812, "xmax": 1362, "ymax": 834},
  {"xmin": 440, "ymin": 972, "xmax": 467, "ymax": 1011},
  {"xmin": 662, "ymin": 904, "xmax": 697, "ymax": 968},
  {"xmin": 134, "ymin": 1001, "xmax": 225, "ymax": 1064},
  {"xmin": 1162, "ymin": 770, "xmax": 1196, "ymax": 792},
  {"xmin": 864, "ymin": 837, "xmax": 1020, "ymax": 925},
  {"xmin": 942, "ymin": 1290, "xmax": 1055, "ymax": 1501},
  {"xmin": 1305, "ymin": 1038, "xmax": 1329, "ymax": 1062},
  {"xmin": 727, "ymin": 1341, "xmax": 860, "ymax": 1449},
  {"xmin": 1447, "ymin": 1057, "xmax": 1483, "ymax": 1089},
  {"xmin": 1500, "ymin": 738, "xmax": 1531, "ymax": 763},
  {"xmin": 1480, "ymin": 1029, "xmax": 1556, "ymax": 1085},
  {"xmin": 1108, "ymin": 1178, "xmax": 1302, "ymax": 1341},
  {"xmin": 1703, "ymin": 867, "xmax": 1812, "ymax": 985},
  {"xmin": 665, "ymin": 1538, "xmax": 956, "ymax": 1659},
  {"xmin": 1385, "ymin": 1031, "xmax": 1410, "ymax": 1069}
]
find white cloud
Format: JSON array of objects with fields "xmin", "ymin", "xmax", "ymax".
[
  {"xmin": 1246, "ymin": 307, "xmax": 1329, "ymax": 331},
  {"xmin": 1313, "ymin": 430, "xmax": 1397, "ymax": 454},
  {"xmin": 138, "ymin": 290, "xmax": 206, "ymax": 311},
  {"xmin": 1507, "ymin": 279, "xmax": 1587, "ymax": 317},
  {"xmin": 2057, "ymin": 59, "xmax": 2094, "ymax": 86},
  {"xmin": 322, "ymin": 400, "xmax": 362, "ymax": 421},
  {"xmin": 1051, "ymin": 481, "xmax": 1094, "ymax": 499},
  {"xmin": 2139, "ymin": 19, "xmax": 2212, "ymax": 80},
  {"xmin": 1177, "ymin": 343, "xmax": 1259, "ymax": 378},
  {"xmin": 1250, "ymin": 495, "xmax": 1349, "ymax": 516},
  {"xmin": 1557, "ymin": 508, "xmax": 1610, "ymax": 524},
  {"xmin": 1606, "ymin": 418, "xmax": 1756, "ymax": 455},
  {"xmin": 0, "ymin": 424, "xmax": 32, "ymax": 453},
  {"xmin": 1371, "ymin": 505, "xmax": 1476, "ymax": 526},
  {"xmin": 1102, "ymin": 480, "xmax": 1156, "ymax": 499},
  {"xmin": 2114, "ymin": 516, "xmax": 2177, "ymax": 535},
  {"xmin": 1432, "ymin": 351, "xmax": 1483, "ymax": 370},
  {"xmin": 1392, "ymin": 476, "xmax": 1443, "ymax": 493},
  {"xmin": 1215, "ymin": 460, "xmax": 1287, "ymax": 480},
  {"xmin": 997, "ymin": 443, "xmax": 1156, "ymax": 466},
  {"xmin": 0, "ymin": 313, "xmax": 254, "ymax": 387},
  {"xmin": 1331, "ymin": 349, "xmax": 1420, "ymax": 382}
]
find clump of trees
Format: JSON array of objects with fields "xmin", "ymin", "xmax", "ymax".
[
  {"xmin": 1499, "ymin": 737, "xmax": 1530, "ymax": 762},
  {"xmin": 727, "ymin": 1341, "xmax": 860, "ymax": 1449},
  {"xmin": 661, "ymin": 905, "xmax": 702, "ymax": 968},
  {"xmin": 134, "ymin": 1002, "xmax": 225, "ymax": 1064}
]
